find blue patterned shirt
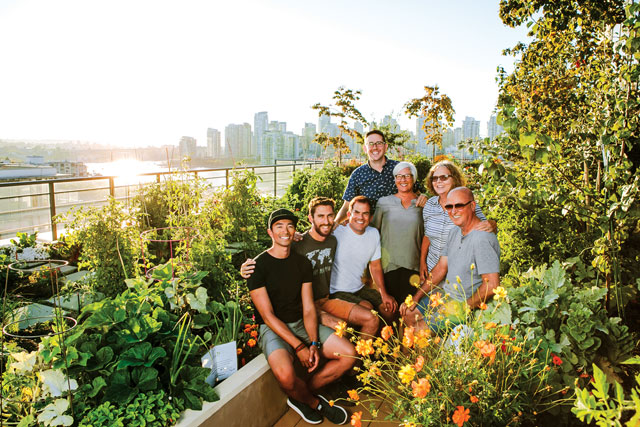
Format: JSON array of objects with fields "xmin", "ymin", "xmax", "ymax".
[{"xmin": 342, "ymin": 157, "xmax": 399, "ymax": 212}]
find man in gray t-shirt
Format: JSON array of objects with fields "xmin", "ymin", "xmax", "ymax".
[{"xmin": 400, "ymin": 187, "xmax": 500, "ymax": 332}]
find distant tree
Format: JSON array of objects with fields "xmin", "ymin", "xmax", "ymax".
[
  {"xmin": 404, "ymin": 86, "xmax": 455, "ymax": 161},
  {"xmin": 311, "ymin": 86, "xmax": 369, "ymax": 165}
]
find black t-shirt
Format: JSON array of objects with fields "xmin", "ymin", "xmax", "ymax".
[
  {"xmin": 247, "ymin": 250, "xmax": 313, "ymax": 324},
  {"xmin": 293, "ymin": 232, "xmax": 337, "ymax": 300}
]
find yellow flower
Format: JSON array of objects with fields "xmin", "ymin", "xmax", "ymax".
[
  {"xmin": 347, "ymin": 389, "xmax": 360, "ymax": 401},
  {"xmin": 470, "ymin": 263, "xmax": 475, "ymax": 271},
  {"xmin": 334, "ymin": 321, "xmax": 347, "ymax": 338},
  {"xmin": 429, "ymin": 292, "xmax": 444, "ymax": 307},
  {"xmin": 409, "ymin": 274, "xmax": 421, "ymax": 288},
  {"xmin": 456, "ymin": 275, "xmax": 462, "ymax": 284},
  {"xmin": 21, "ymin": 387, "xmax": 33, "ymax": 402},
  {"xmin": 484, "ymin": 322, "xmax": 497, "ymax": 330},
  {"xmin": 356, "ymin": 339, "xmax": 374, "ymax": 356},
  {"xmin": 398, "ymin": 365, "xmax": 416, "ymax": 384},
  {"xmin": 404, "ymin": 294, "xmax": 416, "ymax": 308},
  {"xmin": 494, "ymin": 286, "xmax": 508, "ymax": 300},
  {"xmin": 381, "ymin": 325, "xmax": 393, "ymax": 341},
  {"xmin": 512, "ymin": 345, "xmax": 522, "ymax": 353}
]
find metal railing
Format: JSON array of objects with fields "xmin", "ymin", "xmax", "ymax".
[{"xmin": 0, "ymin": 160, "xmax": 322, "ymax": 241}]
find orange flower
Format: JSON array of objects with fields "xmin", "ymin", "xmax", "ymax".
[
  {"xmin": 479, "ymin": 302, "xmax": 488, "ymax": 310},
  {"xmin": 411, "ymin": 377, "xmax": 431, "ymax": 398},
  {"xmin": 351, "ymin": 411, "xmax": 362, "ymax": 427},
  {"xmin": 247, "ymin": 339, "xmax": 256, "ymax": 347},
  {"xmin": 236, "ymin": 348, "xmax": 242, "ymax": 355},
  {"xmin": 250, "ymin": 330, "xmax": 258, "ymax": 338},
  {"xmin": 381, "ymin": 325, "xmax": 393, "ymax": 341},
  {"xmin": 452, "ymin": 406, "xmax": 470, "ymax": 427},
  {"xmin": 429, "ymin": 292, "xmax": 444, "ymax": 307},
  {"xmin": 356, "ymin": 339, "xmax": 374, "ymax": 356},
  {"xmin": 403, "ymin": 326, "xmax": 415, "ymax": 348},
  {"xmin": 347, "ymin": 389, "xmax": 360, "ymax": 401},
  {"xmin": 474, "ymin": 340, "xmax": 496, "ymax": 363},
  {"xmin": 470, "ymin": 395, "xmax": 479, "ymax": 403},
  {"xmin": 414, "ymin": 355, "xmax": 425, "ymax": 372},
  {"xmin": 335, "ymin": 321, "xmax": 347, "ymax": 338},
  {"xmin": 484, "ymin": 322, "xmax": 497, "ymax": 330}
]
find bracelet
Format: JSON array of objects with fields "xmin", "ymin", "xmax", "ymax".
[
  {"xmin": 310, "ymin": 341, "xmax": 321, "ymax": 349},
  {"xmin": 294, "ymin": 343, "xmax": 306, "ymax": 353}
]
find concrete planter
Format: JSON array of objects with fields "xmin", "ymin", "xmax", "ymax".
[{"xmin": 177, "ymin": 354, "xmax": 286, "ymax": 427}]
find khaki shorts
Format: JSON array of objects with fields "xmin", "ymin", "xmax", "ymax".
[
  {"xmin": 315, "ymin": 297, "xmax": 356, "ymax": 322},
  {"xmin": 330, "ymin": 287, "xmax": 382, "ymax": 310},
  {"xmin": 258, "ymin": 319, "xmax": 336, "ymax": 358}
]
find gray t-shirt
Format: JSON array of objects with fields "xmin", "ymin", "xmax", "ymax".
[
  {"xmin": 330, "ymin": 224, "xmax": 381, "ymax": 294},
  {"xmin": 370, "ymin": 194, "xmax": 423, "ymax": 273},
  {"xmin": 293, "ymin": 232, "xmax": 337, "ymax": 300},
  {"xmin": 441, "ymin": 228, "xmax": 500, "ymax": 302}
]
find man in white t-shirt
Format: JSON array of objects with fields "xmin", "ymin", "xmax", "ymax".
[{"xmin": 330, "ymin": 195, "xmax": 398, "ymax": 323}]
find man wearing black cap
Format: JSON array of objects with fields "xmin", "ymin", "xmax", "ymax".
[{"xmin": 247, "ymin": 208, "xmax": 355, "ymax": 425}]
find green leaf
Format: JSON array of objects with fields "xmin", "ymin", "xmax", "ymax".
[{"xmin": 131, "ymin": 366, "xmax": 159, "ymax": 391}]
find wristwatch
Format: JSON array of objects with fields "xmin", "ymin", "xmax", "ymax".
[{"xmin": 310, "ymin": 340, "xmax": 321, "ymax": 349}]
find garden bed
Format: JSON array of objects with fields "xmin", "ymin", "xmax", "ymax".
[{"xmin": 177, "ymin": 354, "xmax": 286, "ymax": 427}]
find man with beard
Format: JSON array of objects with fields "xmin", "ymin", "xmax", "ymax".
[{"xmin": 242, "ymin": 197, "xmax": 379, "ymax": 336}]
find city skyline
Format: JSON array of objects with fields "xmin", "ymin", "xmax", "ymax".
[{"xmin": 0, "ymin": 0, "xmax": 528, "ymax": 148}]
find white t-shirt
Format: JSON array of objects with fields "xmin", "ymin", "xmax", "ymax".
[{"xmin": 329, "ymin": 224, "xmax": 381, "ymax": 294}]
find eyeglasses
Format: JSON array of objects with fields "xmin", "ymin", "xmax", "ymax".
[
  {"xmin": 366, "ymin": 141, "xmax": 385, "ymax": 147},
  {"xmin": 444, "ymin": 201, "xmax": 472, "ymax": 211},
  {"xmin": 431, "ymin": 174, "xmax": 452, "ymax": 182},
  {"xmin": 395, "ymin": 174, "xmax": 413, "ymax": 180}
]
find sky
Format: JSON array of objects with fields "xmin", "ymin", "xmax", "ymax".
[{"xmin": 0, "ymin": 0, "xmax": 529, "ymax": 148}]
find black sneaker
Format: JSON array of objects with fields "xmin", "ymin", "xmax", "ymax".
[
  {"xmin": 287, "ymin": 397, "xmax": 322, "ymax": 425},
  {"xmin": 317, "ymin": 395, "xmax": 348, "ymax": 425}
]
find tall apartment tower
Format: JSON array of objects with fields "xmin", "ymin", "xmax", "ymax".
[
  {"xmin": 462, "ymin": 116, "xmax": 480, "ymax": 141},
  {"xmin": 179, "ymin": 136, "xmax": 197, "ymax": 159},
  {"xmin": 254, "ymin": 111, "xmax": 268, "ymax": 161},
  {"xmin": 416, "ymin": 116, "xmax": 428, "ymax": 154},
  {"xmin": 301, "ymin": 123, "xmax": 317, "ymax": 159},
  {"xmin": 225, "ymin": 123, "xmax": 252, "ymax": 160},
  {"xmin": 207, "ymin": 128, "xmax": 222, "ymax": 158},
  {"xmin": 487, "ymin": 114, "xmax": 504, "ymax": 140}
]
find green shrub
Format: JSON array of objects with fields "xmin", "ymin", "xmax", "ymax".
[{"xmin": 57, "ymin": 198, "xmax": 139, "ymax": 298}]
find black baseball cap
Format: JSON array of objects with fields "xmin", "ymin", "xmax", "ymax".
[{"xmin": 268, "ymin": 208, "xmax": 298, "ymax": 229}]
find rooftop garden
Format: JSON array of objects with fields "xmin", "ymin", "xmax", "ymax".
[{"xmin": 2, "ymin": 1, "xmax": 640, "ymax": 425}]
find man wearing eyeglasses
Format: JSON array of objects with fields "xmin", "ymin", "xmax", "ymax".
[
  {"xmin": 333, "ymin": 130, "xmax": 427, "ymax": 226},
  {"xmin": 400, "ymin": 187, "xmax": 500, "ymax": 333}
]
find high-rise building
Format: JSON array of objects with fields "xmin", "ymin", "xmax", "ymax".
[
  {"xmin": 225, "ymin": 123, "xmax": 252, "ymax": 160},
  {"xmin": 382, "ymin": 115, "xmax": 400, "ymax": 133},
  {"xmin": 179, "ymin": 136, "xmax": 197, "ymax": 159},
  {"xmin": 487, "ymin": 114, "xmax": 504, "ymax": 140},
  {"xmin": 416, "ymin": 116, "xmax": 429, "ymax": 154},
  {"xmin": 301, "ymin": 123, "xmax": 317, "ymax": 159},
  {"xmin": 254, "ymin": 112, "xmax": 268, "ymax": 160},
  {"xmin": 207, "ymin": 128, "xmax": 222, "ymax": 158},
  {"xmin": 462, "ymin": 117, "xmax": 480, "ymax": 141},
  {"xmin": 318, "ymin": 114, "xmax": 330, "ymax": 134}
]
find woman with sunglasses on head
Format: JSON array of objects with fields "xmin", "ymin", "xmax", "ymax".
[
  {"xmin": 370, "ymin": 161, "xmax": 424, "ymax": 307},
  {"xmin": 420, "ymin": 160, "xmax": 496, "ymax": 283}
]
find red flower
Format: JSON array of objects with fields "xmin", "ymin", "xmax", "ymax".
[{"xmin": 551, "ymin": 353, "xmax": 563, "ymax": 366}]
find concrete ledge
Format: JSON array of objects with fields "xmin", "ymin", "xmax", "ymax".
[{"xmin": 177, "ymin": 354, "xmax": 287, "ymax": 427}]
